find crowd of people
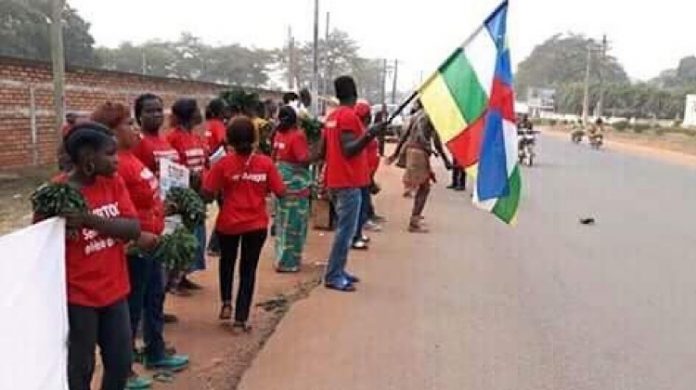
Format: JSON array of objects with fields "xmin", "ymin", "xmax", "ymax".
[{"xmin": 41, "ymin": 74, "xmax": 465, "ymax": 389}]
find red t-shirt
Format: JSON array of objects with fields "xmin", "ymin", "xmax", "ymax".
[
  {"xmin": 205, "ymin": 119, "xmax": 227, "ymax": 153},
  {"xmin": 323, "ymin": 106, "xmax": 370, "ymax": 189},
  {"xmin": 118, "ymin": 150, "xmax": 164, "ymax": 235},
  {"xmin": 132, "ymin": 133, "xmax": 179, "ymax": 177},
  {"xmin": 272, "ymin": 128, "xmax": 309, "ymax": 163},
  {"xmin": 203, "ymin": 153, "xmax": 286, "ymax": 235},
  {"xmin": 58, "ymin": 175, "xmax": 138, "ymax": 307},
  {"xmin": 166, "ymin": 128, "xmax": 208, "ymax": 174}
]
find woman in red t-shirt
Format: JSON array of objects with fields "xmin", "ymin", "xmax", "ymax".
[
  {"xmin": 132, "ymin": 93, "xmax": 180, "ymax": 178},
  {"xmin": 272, "ymin": 106, "xmax": 311, "ymax": 272},
  {"xmin": 38, "ymin": 122, "xmax": 141, "ymax": 390},
  {"xmin": 167, "ymin": 98, "xmax": 208, "ymax": 290},
  {"xmin": 203, "ymin": 116, "xmax": 286, "ymax": 331},
  {"xmin": 91, "ymin": 103, "xmax": 189, "ymax": 384}
]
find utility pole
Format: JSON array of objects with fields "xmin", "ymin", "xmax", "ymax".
[
  {"xmin": 391, "ymin": 59, "xmax": 399, "ymax": 104},
  {"xmin": 141, "ymin": 50, "xmax": 147, "ymax": 75},
  {"xmin": 50, "ymin": 0, "xmax": 66, "ymax": 137},
  {"xmin": 380, "ymin": 58, "xmax": 388, "ymax": 107},
  {"xmin": 596, "ymin": 34, "xmax": 608, "ymax": 119},
  {"xmin": 581, "ymin": 44, "xmax": 592, "ymax": 125},
  {"xmin": 287, "ymin": 26, "xmax": 295, "ymax": 90},
  {"xmin": 323, "ymin": 11, "xmax": 331, "ymax": 97},
  {"xmin": 311, "ymin": 0, "xmax": 320, "ymax": 115}
]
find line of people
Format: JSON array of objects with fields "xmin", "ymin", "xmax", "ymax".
[{"xmin": 42, "ymin": 73, "xmax": 398, "ymax": 389}]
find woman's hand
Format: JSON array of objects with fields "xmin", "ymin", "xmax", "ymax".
[
  {"xmin": 136, "ymin": 232, "xmax": 160, "ymax": 251},
  {"xmin": 61, "ymin": 211, "xmax": 88, "ymax": 229}
]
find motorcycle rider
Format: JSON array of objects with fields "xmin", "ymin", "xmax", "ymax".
[
  {"xmin": 588, "ymin": 118, "xmax": 605, "ymax": 143},
  {"xmin": 517, "ymin": 115, "xmax": 535, "ymax": 160},
  {"xmin": 517, "ymin": 114, "xmax": 533, "ymax": 133}
]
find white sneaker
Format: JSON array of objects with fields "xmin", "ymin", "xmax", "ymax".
[{"xmin": 364, "ymin": 221, "xmax": 383, "ymax": 232}]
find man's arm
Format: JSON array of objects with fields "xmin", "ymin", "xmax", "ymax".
[
  {"xmin": 339, "ymin": 123, "xmax": 384, "ymax": 158},
  {"xmin": 340, "ymin": 131, "xmax": 374, "ymax": 158},
  {"xmin": 387, "ymin": 120, "xmax": 413, "ymax": 164}
]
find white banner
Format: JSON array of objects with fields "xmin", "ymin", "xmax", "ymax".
[
  {"xmin": 0, "ymin": 218, "xmax": 68, "ymax": 390},
  {"xmin": 160, "ymin": 158, "xmax": 190, "ymax": 198}
]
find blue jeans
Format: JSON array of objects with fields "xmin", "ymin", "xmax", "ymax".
[
  {"xmin": 353, "ymin": 187, "xmax": 371, "ymax": 242},
  {"xmin": 190, "ymin": 222, "xmax": 206, "ymax": 272},
  {"xmin": 325, "ymin": 188, "xmax": 362, "ymax": 284},
  {"xmin": 127, "ymin": 253, "xmax": 166, "ymax": 361}
]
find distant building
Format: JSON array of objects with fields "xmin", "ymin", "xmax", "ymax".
[
  {"xmin": 682, "ymin": 95, "xmax": 696, "ymax": 128},
  {"xmin": 526, "ymin": 87, "xmax": 556, "ymax": 117}
]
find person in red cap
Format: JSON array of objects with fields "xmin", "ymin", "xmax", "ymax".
[{"xmin": 350, "ymin": 100, "xmax": 383, "ymax": 250}]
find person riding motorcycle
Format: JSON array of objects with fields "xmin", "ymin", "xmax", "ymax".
[
  {"xmin": 588, "ymin": 118, "xmax": 605, "ymax": 148},
  {"xmin": 570, "ymin": 119, "xmax": 585, "ymax": 143},
  {"xmin": 517, "ymin": 115, "xmax": 536, "ymax": 165},
  {"xmin": 588, "ymin": 118, "xmax": 605, "ymax": 136}
]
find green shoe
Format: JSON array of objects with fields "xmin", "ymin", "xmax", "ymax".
[
  {"xmin": 125, "ymin": 375, "xmax": 152, "ymax": 389},
  {"xmin": 146, "ymin": 354, "xmax": 189, "ymax": 372}
]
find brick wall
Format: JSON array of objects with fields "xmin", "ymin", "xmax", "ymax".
[{"xmin": 0, "ymin": 56, "xmax": 281, "ymax": 169}]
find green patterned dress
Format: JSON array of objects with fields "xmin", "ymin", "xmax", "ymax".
[{"xmin": 274, "ymin": 162, "xmax": 312, "ymax": 271}]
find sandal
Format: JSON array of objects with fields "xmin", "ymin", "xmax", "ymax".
[{"xmin": 219, "ymin": 304, "xmax": 232, "ymax": 320}]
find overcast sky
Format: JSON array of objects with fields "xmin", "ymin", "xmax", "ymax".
[{"xmin": 71, "ymin": 0, "xmax": 696, "ymax": 90}]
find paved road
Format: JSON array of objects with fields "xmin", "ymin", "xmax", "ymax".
[{"xmin": 239, "ymin": 135, "xmax": 696, "ymax": 390}]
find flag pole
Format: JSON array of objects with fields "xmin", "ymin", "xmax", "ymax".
[{"xmin": 385, "ymin": 0, "xmax": 508, "ymax": 124}]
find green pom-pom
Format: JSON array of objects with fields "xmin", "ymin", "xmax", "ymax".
[{"xmin": 165, "ymin": 187, "xmax": 205, "ymax": 231}]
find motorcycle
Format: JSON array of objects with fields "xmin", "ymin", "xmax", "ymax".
[
  {"xmin": 517, "ymin": 129, "xmax": 536, "ymax": 166},
  {"xmin": 571, "ymin": 129, "xmax": 584, "ymax": 144},
  {"xmin": 589, "ymin": 132, "xmax": 604, "ymax": 149}
]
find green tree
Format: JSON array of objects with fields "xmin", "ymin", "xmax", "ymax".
[
  {"xmin": 96, "ymin": 33, "xmax": 273, "ymax": 87},
  {"xmin": 275, "ymin": 29, "xmax": 384, "ymax": 101},
  {"xmin": 0, "ymin": 0, "xmax": 97, "ymax": 66},
  {"xmin": 676, "ymin": 56, "xmax": 696, "ymax": 82},
  {"xmin": 516, "ymin": 33, "xmax": 629, "ymax": 97}
]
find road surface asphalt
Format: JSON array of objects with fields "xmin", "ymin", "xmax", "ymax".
[{"xmin": 239, "ymin": 134, "xmax": 696, "ymax": 390}]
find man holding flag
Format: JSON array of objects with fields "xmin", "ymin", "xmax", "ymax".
[
  {"xmin": 388, "ymin": 100, "xmax": 452, "ymax": 233},
  {"xmin": 409, "ymin": 0, "xmax": 520, "ymax": 224}
]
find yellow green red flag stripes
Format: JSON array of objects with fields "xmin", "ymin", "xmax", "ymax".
[{"xmin": 417, "ymin": 1, "xmax": 521, "ymax": 224}]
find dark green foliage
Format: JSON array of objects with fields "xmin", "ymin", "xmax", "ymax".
[
  {"xmin": 300, "ymin": 116, "xmax": 323, "ymax": 144},
  {"xmin": 165, "ymin": 187, "xmax": 205, "ymax": 231},
  {"xmin": 152, "ymin": 228, "xmax": 198, "ymax": 272},
  {"xmin": 31, "ymin": 182, "xmax": 87, "ymax": 217}
]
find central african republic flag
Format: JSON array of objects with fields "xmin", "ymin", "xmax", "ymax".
[{"xmin": 417, "ymin": 1, "xmax": 520, "ymax": 224}]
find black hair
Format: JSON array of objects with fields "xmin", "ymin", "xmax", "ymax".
[
  {"xmin": 299, "ymin": 88, "xmax": 312, "ymax": 107},
  {"xmin": 229, "ymin": 104, "xmax": 241, "ymax": 116},
  {"xmin": 595, "ymin": 118, "xmax": 604, "ymax": 125},
  {"xmin": 282, "ymin": 92, "xmax": 299, "ymax": 104},
  {"xmin": 64, "ymin": 122, "xmax": 115, "ymax": 164},
  {"xmin": 334, "ymin": 76, "xmax": 357, "ymax": 101},
  {"xmin": 134, "ymin": 93, "xmax": 163, "ymax": 125},
  {"xmin": 278, "ymin": 105, "xmax": 298, "ymax": 129},
  {"xmin": 227, "ymin": 116, "xmax": 255, "ymax": 155},
  {"xmin": 171, "ymin": 98, "xmax": 200, "ymax": 126},
  {"xmin": 206, "ymin": 98, "xmax": 227, "ymax": 120}
]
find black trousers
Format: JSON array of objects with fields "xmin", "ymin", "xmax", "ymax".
[
  {"xmin": 451, "ymin": 164, "xmax": 466, "ymax": 189},
  {"xmin": 68, "ymin": 299, "xmax": 132, "ymax": 390},
  {"xmin": 218, "ymin": 229, "xmax": 268, "ymax": 322}
]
